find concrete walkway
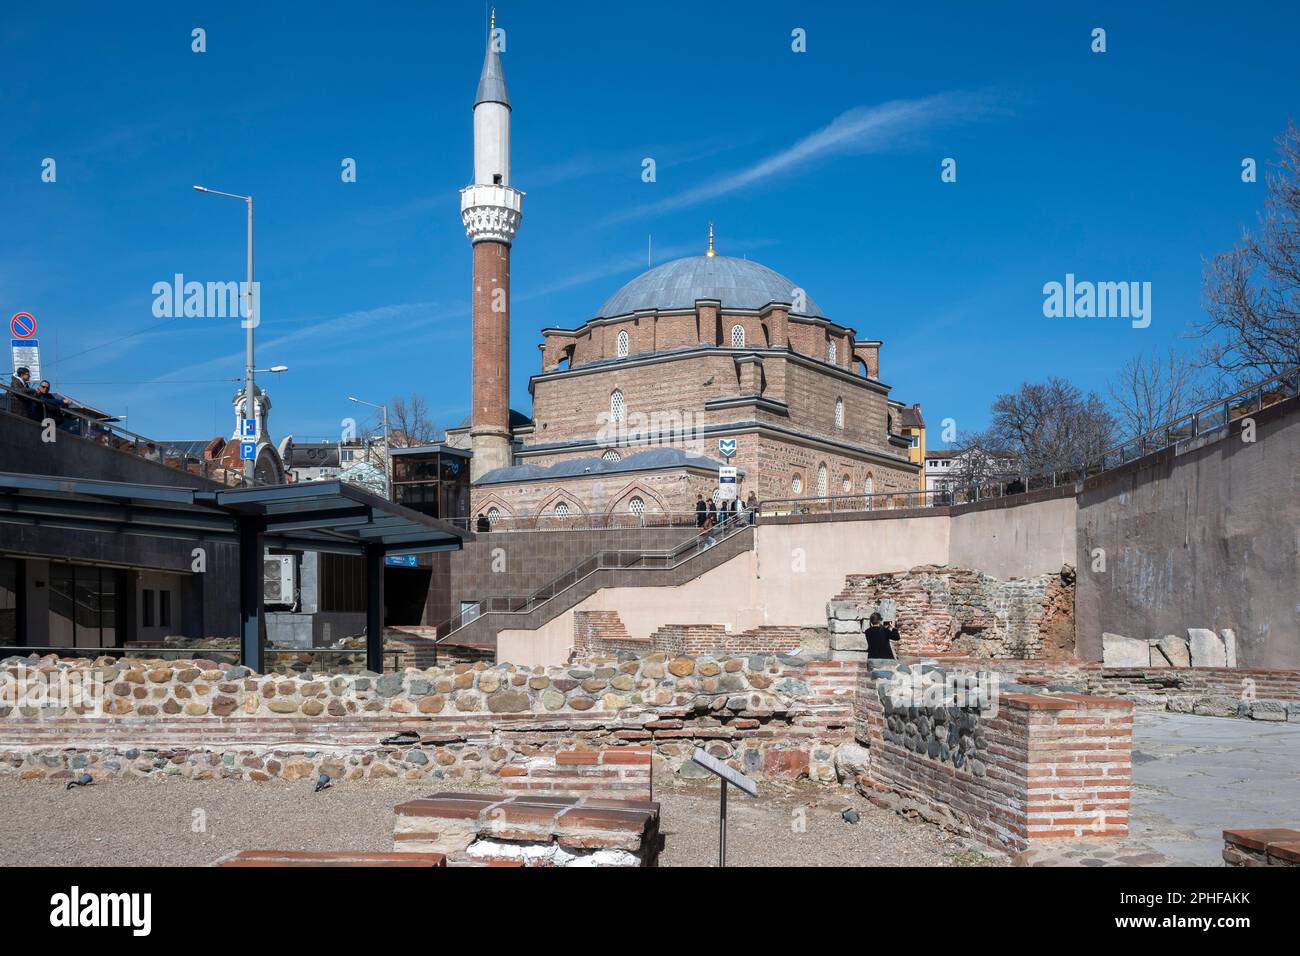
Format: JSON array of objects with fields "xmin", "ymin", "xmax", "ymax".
[{"xmin": 1128, "ymin": 710, "xmax": 1300, "ymax": 866}]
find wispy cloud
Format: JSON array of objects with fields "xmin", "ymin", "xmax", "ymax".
[{"xmin": 604, "ymin": 91, "xmax": 1004, "ymax": 225}]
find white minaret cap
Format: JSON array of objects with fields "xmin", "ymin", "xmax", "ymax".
[{"xmin": 462, "ymin": 10, "xmax": 523, "ymax": 244}]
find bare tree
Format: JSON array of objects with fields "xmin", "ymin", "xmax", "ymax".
[
  {"xmin": 1199, "ymin": 120, "xmax": 1300, "ymax": 384},
  {"xmin": 989, "ymin": 377, "xmax": 1116, "ymax": 475},
  {"xmin": 1108, "ymin": 348, "xmax": 1207, "ymax": 439},
  {"xmin": 388, "ymin": 393, "xmax": 439, "ymax": 447},
  {"xmin": 947, "ymin": 429, "xmax": 1017, "ymax": 489}
]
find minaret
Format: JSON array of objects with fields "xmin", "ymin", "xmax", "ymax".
[{"xmin": 461, "ymin": 8, "xmax": 523, "ymax": 480}]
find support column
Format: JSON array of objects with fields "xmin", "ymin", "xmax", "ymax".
[
  {"xmin": 365, "ymin": 543, "xmax": 385, "ymax": 673},
  {"xmin": 237, "ymin": 516, "xmax": 265, "ymax": 672}
]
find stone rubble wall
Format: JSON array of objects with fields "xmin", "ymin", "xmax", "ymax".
[
  {"xmin": 0, "ymin": 652, "xmax": 854, "ymax": 787},
  {"xmin": 829, "ymin": 565, "xmax": 1076, "ymax": 660}
]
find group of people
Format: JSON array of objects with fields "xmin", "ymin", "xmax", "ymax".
[
  {"xmin": 694, "ymin": 491, "xmax": 758, "ymax": 533},
  {"xmin": 6, "ymin": 366, "xmax": 77, "ymax": 429}
]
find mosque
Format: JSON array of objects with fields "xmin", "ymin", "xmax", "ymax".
[{"xmin": 446, "ymin": 15, "xmax": 923, "ymax": 522}]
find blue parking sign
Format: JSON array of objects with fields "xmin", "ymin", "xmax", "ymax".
[{"xmin": 240, "ymin": 441, "xmax": 257, "ymax": 460}]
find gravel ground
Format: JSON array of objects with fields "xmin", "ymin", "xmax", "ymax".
[{"xmin": 0, "ymin": 775, "xmax": 1006, "ymax": 868}]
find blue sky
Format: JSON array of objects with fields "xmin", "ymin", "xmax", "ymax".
[{"xmin": 3, "ymin": 1, "xmax": 1298, "ymax": 443}]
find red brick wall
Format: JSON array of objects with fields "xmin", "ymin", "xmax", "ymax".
[
  {"xmin": 853, "ymin": 663, "xmax": 1133, "ymax": 853},
  {"xmin": 499, "ymin": 748, "xmax": 653, "ymax": 800}
]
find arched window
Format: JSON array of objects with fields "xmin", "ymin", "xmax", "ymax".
[
  {"xmin": 842, "ymin": 474, "xmax": 852, "ymax": 493},
  {"xmin": 629, "ymin": 496, "xmax": 645, "ymax": 515},
  {"xmin": 792, "ymin": 474, "xmax": 803, "ymax": 495},
  {"xmin": 486, "ymin": 507, "xmax": 501, "ymax": 524},
  {"xmin": 730, "ymin": 324, "xmax": 745, "ymax": 348},
  {"xmin": 835, "ymin": 397, "xmax": 844, "ymax": 430},
  {"xmin": 555, "ymin": 502, "xmax": 570, "ymax": 517},
  {"xmin": 602, "ymin": 449, "xmax": 621, "ymax": 462},
  {"xmin": 864, "ymin": 474, "xmax": 874, "ymax": 509},
  {"xmin": 828, "ymin": 339, "xmax": 838, "ymax": 364},
  {"xmin": 616, "ymin": 330, "xmax": 629, "ymax": 358},
  {"xmin": 610, "ymin": 389, "xmax": 625, "ymax": 423},
  {"xmin": 816, "ymin": 462, "xmax": 828, "ymax": 497}
]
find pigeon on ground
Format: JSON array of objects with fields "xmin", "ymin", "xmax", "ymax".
[
  {"xmin": 314, "ymin": 772, "xmax": 332, "ymax": 793},
  {"xmin": 841, "ymin": 808, "xmax": 861, "ymax": 824},
  {"xmin": 65, "ymin": 773, "xmax": 93, "ymax": 791}
]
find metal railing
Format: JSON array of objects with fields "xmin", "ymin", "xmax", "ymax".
[
  {"xmin": 1, "ymin": 381, "xmax": 256, "ymax": 488},
  {"xmin": 448, "ymin": 511, "xmax": 708, "ymax": 533},
  {"xmin": 431, "ymin": 514, "xmax": 755, "ymax": 651},
  {"xmin": 1088, "ymin": 366, "xmax": 1298, "ymax": 472}
]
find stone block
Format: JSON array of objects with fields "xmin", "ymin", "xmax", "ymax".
[
  {"xmin": 1102, "ymin": 632, "xmax": 1150, "ymax": 667},
  {"xmin": 827, "ymin": 602, "xmax": 861, "ymax": 622},
  {"xmin": 1220, "ymin": 629, "xmax": 1238, "ymax": 668},
  {"xmin": 830, "ymin": 631, "xmax": 868, "ymax": 652},
  {"xmin": 798, "ymin": 628, "xmax": 830, "ymax": 660},
  {"xmin": 833, "ymin": 743, "xmax": 869, "ymax": 783},
  {"xmin": 1193, "ymin": 695, "xmax": 1240, "ymax": 718},
  {"xmin": 1187, "ymin": 628, "xmax": 1227, "ymax": 668},
  {"xmin": 1250, "ymin": 699, "xmax": 1288, "ymax": 722},
  {"xmin": 829, "ymin": 618, "xmax": 862, "ymax": 634},
  {"xmin": 1152, "ymin": 635, "xmax": 1190, "ymax": 668}
]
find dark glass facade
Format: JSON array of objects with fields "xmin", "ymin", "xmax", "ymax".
[{"xmin": 392, "ymin": 447, "xmax": 470, "ymax": 520}]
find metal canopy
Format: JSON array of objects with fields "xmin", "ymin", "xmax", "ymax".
[
  {"xmin": 0, "ymin": 472, "xmax": 469, "ymax": 674},
  {"xmin": 0, "ymin": 473, "xmax": 470, "ymax": 555}
]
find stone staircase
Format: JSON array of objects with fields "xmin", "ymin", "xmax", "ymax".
[{"xmin": 430, "ymin": 521, "xmax": 756, "ymax": 662}]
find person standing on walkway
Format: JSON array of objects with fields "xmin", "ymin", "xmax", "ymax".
[{"xmin": 695, "ymin": 495, "xmax": 707, "ymax": 528}]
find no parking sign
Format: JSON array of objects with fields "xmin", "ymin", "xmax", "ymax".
[{"xmin": 10, "ymin": 312, "xmax": 40, "ymax": 380}]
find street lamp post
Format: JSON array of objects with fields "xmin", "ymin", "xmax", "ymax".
[
  {"xmin": 348, "ymin": 396, "xmax": 391, "ymax": 499},
  {"xmin": 194, "ymin": 185, "xmax": 256, "ymax": 483}
]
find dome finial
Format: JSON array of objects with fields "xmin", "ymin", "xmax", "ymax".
[
  {"xmin": 705, "ymin": 222, "xmax": 716, "ymax": 257},
  {"xmin": 490, "ymin": 7, "xmax": 495, "ymax": 32}
]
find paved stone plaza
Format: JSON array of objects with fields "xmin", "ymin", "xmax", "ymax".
[{"xmin": 1128, "ymin": 712, "xmax": 1300, "ymax": 866}]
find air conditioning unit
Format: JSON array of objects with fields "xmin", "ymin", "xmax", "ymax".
[{"xmin": 263, "ymin": 555, "xmax": 296, "ymax": 607}]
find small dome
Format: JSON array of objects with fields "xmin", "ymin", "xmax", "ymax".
[{"xmin": 598, "ymin": 255, "xmax": 825, "ymax": 319}]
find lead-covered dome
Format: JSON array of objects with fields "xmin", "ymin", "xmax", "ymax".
[{"xmin": 597, "ymin": 255, "xmax": 825, "ymax": 319}]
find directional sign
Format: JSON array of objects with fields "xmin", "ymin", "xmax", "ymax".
[
  {"xmin": 9, "ymin": 312, "xmax": 36, "ymax": 340},
  {"xmin": 718, "ymin": 438, "xmax": 736, "ymax": 458},
  {"xmin": 691, "ymin": 748, "xmax": 757, "ymax": 796},
  {"xmin": 239, "ymin": 441, "xmax": 257, "ymax": 461},
  {"xmin": 385, "ymin": 554, "xmax": 418, "ymax": 568},
  {"xmin": 239, "ymin": 418, "xmax": 257, "ymax": 438}
]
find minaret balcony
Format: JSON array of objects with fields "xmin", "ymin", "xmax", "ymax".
[{"xmin": 460, "ymin": 183, "xmax": 524, "ymax": 244}]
